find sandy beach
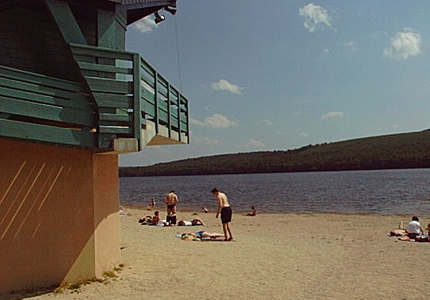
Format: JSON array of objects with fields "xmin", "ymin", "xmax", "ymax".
[{"xmin": 6, "ymin": 207, "xmax": 430, "ymax": 300}]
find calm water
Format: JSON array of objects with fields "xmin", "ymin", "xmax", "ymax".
[{"xmin": 120, "ymin": 169, "xmax": 430, "ymax": 215}]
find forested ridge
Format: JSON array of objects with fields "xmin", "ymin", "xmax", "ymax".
[{"xmin": 120, "ymin": 129, "xmax": 430, "ymax": 177}]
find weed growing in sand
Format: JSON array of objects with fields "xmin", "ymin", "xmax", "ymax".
[
  {"xmin": 53, "ymin": 264, "xmax": 124, "ymax": 294},
  {"xmin": 103, "ymin": 271, "xmax": 118, "ymax": 278}
]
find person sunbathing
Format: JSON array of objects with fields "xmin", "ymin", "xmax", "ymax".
[
  {"xmin": 180, "ymin": 231, "xmax": 225, "ymax": 241},
  {"xmin": 177, "ymin": 218, "xmax": 205, "ymax": 226}
]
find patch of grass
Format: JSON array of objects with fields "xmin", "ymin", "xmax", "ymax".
[
  {"xmin": 103, "ymin": 271, "xmax": 118, "ymax": 278},
  {"xmin": 53, "ymin": 264, "xmax": 124, "ymax": 294}
]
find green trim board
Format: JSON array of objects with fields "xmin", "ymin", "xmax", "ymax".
[
  {"xmin": 0, "ymin": 96, "xmax": 94, "ymax": 127},
  {"xmin": 0, "ymin": 118, "xmax": 96, "ymax": 148},
  {"xmin": 0, "ymin": 64, "xmax": 97, "ymax": 148}
]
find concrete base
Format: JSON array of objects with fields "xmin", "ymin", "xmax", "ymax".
[{"xmin": 0, "ymin": 138, "xmax": 120, "ymax": 294}]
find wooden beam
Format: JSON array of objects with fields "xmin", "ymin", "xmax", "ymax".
[{"xmin": 44, "ymin": 0, "xmax": 87, "ymax": 44}]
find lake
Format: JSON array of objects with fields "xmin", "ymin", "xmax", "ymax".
[{"xmin": 120, "ymin": 168, "xmax": 430, "ymax": 215}]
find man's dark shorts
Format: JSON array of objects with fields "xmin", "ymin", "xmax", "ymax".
[{"xmin": 221, "ymin": 207, "xmax": 232, "ymax": 224}]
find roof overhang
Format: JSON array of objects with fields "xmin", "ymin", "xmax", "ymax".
[{"xmin": 108, "ymin": 0, "xmax": 176, "ymax": 25}]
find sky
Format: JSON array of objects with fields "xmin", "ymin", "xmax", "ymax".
[{"xmin": 119, "ymin": 0, "xmax": 430, "ymax": 167}]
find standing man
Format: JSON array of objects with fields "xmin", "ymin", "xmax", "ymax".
[
  {"xmin": 164, "ymin": 191, "xmax": 179, "ymax": 225},
  {"xmin": 211, "ymin": 188, "xmax": 233, "ymax": 241}
]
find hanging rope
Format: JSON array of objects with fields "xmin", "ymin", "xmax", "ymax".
[{"xmin": 174, "ymin": 15, "xmax": 183, "ymax": 93}]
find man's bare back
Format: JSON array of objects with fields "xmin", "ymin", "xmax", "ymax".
[
  {"xmin": 217, "ymin": 192, "xmax": 230, "ymax": 208},
  {"xmin": 165, "ymin": 192, "xmax": 178, "ymax": 206}
]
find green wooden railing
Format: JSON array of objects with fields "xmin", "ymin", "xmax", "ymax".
[
  {"xmin": 69, "ymin": 43, "xmax": 189, "ymax": 150},
  {"xmin": 0, "ymin": 65, "xmax": 96, "ymax": 147}
]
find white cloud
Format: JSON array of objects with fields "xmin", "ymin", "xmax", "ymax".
[
  {"xmin": 133, "ymin": 17, "xmax": 158, "ymax": 33},
  {"xmin": 299, "ymin": 132, "xmax": 309, "ymax": 137},
  {"xmin": 299, "ymin": 3, "xmax": 333, "ymax": 32},
  {"xmin": 384, "ymin": 28, "xmax": 422, "ymax": 60},
  {"xmin": 190, "ymin": 118, "xmax": 206, "ymax": 127},
  {"xmin": 191, "ymin": 114, "xmax": 238, "ymax": 129},
  {"xmin": 210, "ymin": 79, "xmax": 243, "ymax": 95},
  {"xmin": 344, "ymin": 41, "xmax": 358, "ymax": 50},
  {"xmin": 246, "ymin": 139, "xmax": 266, "ymax": 148},
  {"xmin": 192, "ymin": 136, "xmax": 221, "ymax": 145},
  {"xmin": 321, "ymin": 111, "xmax": 344, "ymax": 120},
  {"xmin": 262, "ymin": 119, "xmax": 273, "ymax": 126}
]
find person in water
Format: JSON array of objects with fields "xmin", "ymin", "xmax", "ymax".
[
  {"xmin": 247, "ymin": 205, "xmax": 257, "ymax": 216},
  {"xmin": 212, "ymin": 188, "xmax": 233, "ymax": 241}
]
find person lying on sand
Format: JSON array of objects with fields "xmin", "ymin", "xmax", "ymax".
[
  {"xmin": 139, "ymin": 211, "xmax": 168, "ymax": 226},
  {"xmin": 180, "ymin": 231, "xmax": 225, "ymax": 241},
  {"xmin": 177, "ymin": 219, "xmax": 205, "ymax": 226}
]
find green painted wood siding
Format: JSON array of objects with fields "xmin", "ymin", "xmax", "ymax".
[
  {"xmin": 0, "ymin": 65, "xmax": 96, "ymax": 148},
  {"xmin": 69, "ymin": 43, "xmax": 190, "ymax": 150}
]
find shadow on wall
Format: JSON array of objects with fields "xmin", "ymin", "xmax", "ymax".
[{"xmin": 0, "ymin": 138, "xmax": 119, "ymax": 295}]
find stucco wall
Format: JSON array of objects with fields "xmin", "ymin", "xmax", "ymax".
[{"xmin": 0, "ymin": 138, "xmax": 119, "ymax": 294}]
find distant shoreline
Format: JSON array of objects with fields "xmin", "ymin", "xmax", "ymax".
[{"xmin": 119, "ymin": 166, "xmax": 430, "ymax": 177}]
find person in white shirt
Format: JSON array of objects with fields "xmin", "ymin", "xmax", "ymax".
[{"xmin": 407, "ymin": 216, "xmax": 424, "ymax": 239}]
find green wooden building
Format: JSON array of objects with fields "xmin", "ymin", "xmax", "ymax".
[
  {"xmin": 0, "ymin": 0, "xmax": 189, "ymax": 294},
  {"xmin": 0, "ymin": 0, "xmax": 189, "ymax": 151}
]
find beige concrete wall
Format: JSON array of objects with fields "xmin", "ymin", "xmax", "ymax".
[
  {"xmin": 93, "ymin": 153, "xmax": 120, "ymax": 277},
  {"xmin": 0, "ymin": 138, "xmax": 120, "ymax": 294}
]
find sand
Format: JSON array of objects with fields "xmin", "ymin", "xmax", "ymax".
[{"xmin": 6, "ymin": 207, "xmax": 430, "ymax": 300}]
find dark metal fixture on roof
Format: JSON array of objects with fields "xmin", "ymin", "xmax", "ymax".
[
  {"xmin": 154, "ymin": 10, "xmax": 165, "ymax": 24},
  {"xmin": 164, "ymin": 5, "xmax": 176, "ymax": 15}
]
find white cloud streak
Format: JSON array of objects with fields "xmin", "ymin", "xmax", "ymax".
[
  {"xmin": 133, "ymin": 17, "xmax": 158, "ymax": 33},
  {"xmin": 384, "ymin": 28, "xmax": 422, "ymax": 60},
  {"xmin": 192, "ymin": 136, "xmax": 221, "ymax": 145},
  {"xmin": 299, "ymin": 3, "xmax": 333, "ymax": 32},
  {"xmin": 191, "ymin": 114, "xmax": 238, "ymax": 129},
  {"xmin": 262, "ymin": 119, "xmax": 273, "ymax": 126},
  {"xmin": 299, "ymin": 132, "xmax": 309, "ymax": 137},
  {"xmin": 246, "ymin": 139, "xmax": 266, "ymax": 148},
  {"xmin": 210, "ymin": 79, "xmax": 243, "ymax": 95},
  {"xmin": 321, "ymin": 112, "xmax": 344, "ymax": 120},
  {"xmin": 344, "ymin": 41, "xmax": 358, "ymax": 50}
]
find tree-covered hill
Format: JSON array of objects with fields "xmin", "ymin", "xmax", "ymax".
[{"xmin": 119, "ymin": 129, "xmax": 430, "ymax": 177}]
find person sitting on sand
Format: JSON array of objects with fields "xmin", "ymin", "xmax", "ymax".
[
  {"xmin": 150, "ymin": 211, "xmax": 161, "ymax": 225},
  {"xmin": 407, "ymin": 216, "xmax": 424, "ymax": 239},
  {"xmin": 247, "ymin": 206, "xmax": 257, "ymax": 216}
]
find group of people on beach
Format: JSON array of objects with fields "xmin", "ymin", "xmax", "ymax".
[
  {"xmin": 140, "ymin": 188, "xmax": 234, "ymax": 241},
  {"xmin": 390, "ymin": 216, "xmax": 430, "ymax": 242}
]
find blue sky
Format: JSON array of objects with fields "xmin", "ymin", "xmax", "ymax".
[{"xmin": 120, "ymin": 0, "xmax": 430, "ymax": 166}]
